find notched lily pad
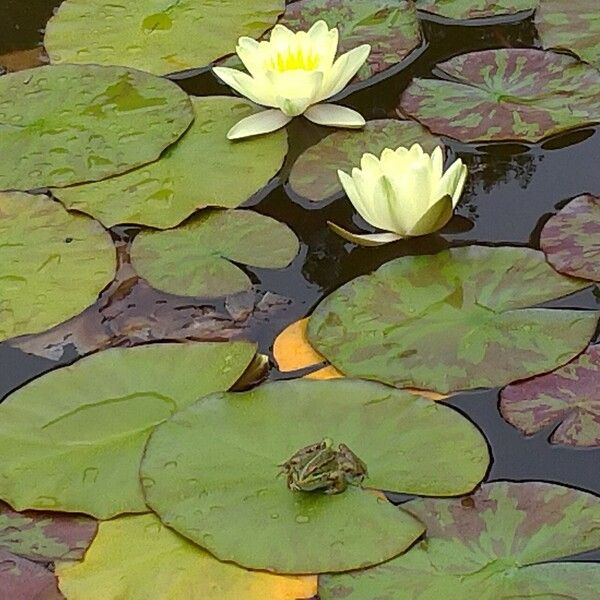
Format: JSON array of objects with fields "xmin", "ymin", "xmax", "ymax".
[
  {"xmin": 536, "ymin": 0, "xmax": 600, "ymax": 70},
  {"xmin": 141, "ymin": 379, "xmax": 489, "ymax": 573},
  {"xmin": 0, "ymin": 64, "xmax": 193, "ymax": 190},
  {"xmin": 45, "ymin": 0, "xmax": 285, "ymax": 76},
  {"xmin": 308, "ymin": 246, "xmax": 597, "ymax": 393},
  {"xmin": 540, "ymin": 194, "xmax": 600, "ymax": 282},
  {"xmin": 399, "ymin": 49, "xmax": 600, "ymax": 143},
  {"xmin": 130, "ymin": 209, "xmax": 299, "ymax": 298},
  {"xmin": 288, "ymin": 119, "xmax": 443, "ymax": 203},
  {"xmin": 501, "ymin": 344, "xmax": 600, "ymax": 447},
  {"xmin": 0, "ymin": 501, "xmax": 97, "ymax": 562},
  {"xmin": 53, "ymin": 97, "xmax": 288, "ymax": 229},
  {"xmin": 320, "ymin": 481, "xmax": 600, "ymax": 599},
  {"xmin": 415, "ymin": 0, "xmax": 537, "ymax": 23},
  {"xmin": 0, "ymin": 342, "xmax": 256, "ymax": 518},
  {"xmin": 56, "ymin": 514, "xmax": 317, "ymax": 600},
  {"xmin": 0, "ymin": 192, "xmax": 116, "ymax": 343}
]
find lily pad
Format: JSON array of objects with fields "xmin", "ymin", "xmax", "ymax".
[
  {"xmin": 130, "ymin": 209, "xmax": 299, "ymax": 298},
  {"xmin": 0, "ymin": 341, "xmax": 256, "ymax": 518},
  {"xmin": 280, "ymin": 0, "xmax": 422, "ymax": 88},
  {"xmin": 0, "ymin": 192, "xmax": 115, "ymax": 343},
  {"xmin": 141, "ymin": 379, "xmax": 489, "ymax": 573},
  {"xmin": 500, "ymin": 344, "xmax": 600, "ymax": 447},
  {"xmin": 0, "ymin": 549, "xmax": 63, "ymax": 600},
  {"xmin": 0, "ymin": 501, "xmax": 97, "ymax": 562},
  {"xmin": 415, "ymin": 0, "xmax": 536, "ymax": 23},
  {"xmin": 319, "ymin": 481, "xmax": 600, "ymax": 599},
  {"xmin": 53, "ymin": 97, "xmax": 288, "ymax": 229},
  {"xmin": 540, "ymin": 194, "xmax": 600, "ymax": 282},
  {"xmin": 399, "ymin": 49, "xmax": 600, "ymax": 143},
  {"xmin": 536, "ymin": 0, "xmax": 600, "ymax": 70},
  {"xmin": 288, "ymin": 119, "xmax": 443, "ymax": 203},
  {"xmin": 44, "ymin": 0, "xmax": 285, "ymax": 76},
  {"xmin": 308, "ymin": 246, "xmax": 597, "ymax": 394},
  {"xmin": 0, "ymin": 64, "xmax": 193, "ymax": 190},
  {"xmin": 56, "ymin": 513, "xmax": 317, "ymax": 600}
]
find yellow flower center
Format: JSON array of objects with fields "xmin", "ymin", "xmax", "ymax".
[{"xmin": 267, "ymin": 48, "xmax": 321, "ymax": 72}]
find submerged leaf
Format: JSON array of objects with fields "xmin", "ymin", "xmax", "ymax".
[
  {"xmin": 320, "ymin": 481, "xmax": 600, "ymax": 599},
  {"xmin": 0, "ymin": 192, "xmax": 115, "ymax": 343},
  {"xmin": 415, "ymin": 0, "xmax": 536, "ymax": 22},
  {"xmin": 141, "ymin": 379, "xmax": 488, "ymax": 573},
  {"xmin": 400, "ymin": 49, "xmax": 600, "ymax": 143},
  {"xmin": 0, "ymin": 342, "xmax": 256, "ymax": 518},
  {"xmin": 0, "ymin": 548, "xmax": 63, "ymax": 600},
  {"xmin": 308, "ymin": 246, "xmax": 597, "ymax": 393}
]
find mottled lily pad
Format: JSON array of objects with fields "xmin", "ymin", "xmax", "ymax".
[
  {"xmin": 540, "ymin": 194, "xmax": 600, "ymax": 282},
  {"xmin": 0, "ymin": 65, "xmax": 193, "ymax": 190},
  {"xmin": 415, "ymin": 0, "xmax": 536, "ymax": 23},
  {"xmin": 320, "ymin": 481, "xmax": 600, "ymax": 599},
  {"xmin": 288, "ymin": 119, "xmax": 443, "ymax": 203},
  {"xmin": 399, "ymin": 49, "xmax": 600, "ymax": 143},
  {"xmin": 501, "ymin": 345, "xmax": 600, "ymax": 447},
  {"xmin": 130, "ymin": 210, "xmax": 299, "ymax": 298},
  {"xmin": 0, "ymin": 342, "xmax": 256, "ymax": 518},
  {"xmin": 56, "ymin": 514, "xmax": 317, "ymax": 600},
  {"xmin": 0, "ymin": 501, "xmax": 97, "ymax": 562},
  {"xmin": 53, "ymin": 97, "xmax": 288, "ymax": 229},
  {"xmin": 141, "ymin": 379, "xmax": 489, "ymax": 573},
  {"xmin": 308, "ymin": 246, "xmax": 597, "ymax": 394},
  {"xmin": 0, "ymin": 192, "xmax": 115, "ymax": 343},
  {"xmin": 536, "ymin": 0, "xmax": 600, "ymax": 70},
  {"xmin": 44, "ymin": 0, "xmax": 285, "ymax": 76},
  {"xmin": 0, "ymin": 549, "xmax": 63, "ymax": 600}
]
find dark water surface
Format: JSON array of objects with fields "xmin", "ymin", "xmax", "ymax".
[{"xmin": 1, "ymin": 0, "xmax": 599, "ymax": 570}]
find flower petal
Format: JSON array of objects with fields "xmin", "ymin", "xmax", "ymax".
[
  {"xmin": 328, "ymin": 221, "xmax": 403, "ymax": 246},
  {"xmin": 304, "ymin": 104, "xmax": 365, "ymax": 128},
  {"xmin": 212, "ymin": 67, "xmax": 276, "ymax": 107},
  {"xmin": 320, "ymin": 44, "xmax": 371, "ymax": 100},
  {"xmin": 407, "ymin": 195, "xmax": 454, "ymax": 237},
  {"xmin": 226, "ymin": 109, "xmax": 292, "ymax": 140}
]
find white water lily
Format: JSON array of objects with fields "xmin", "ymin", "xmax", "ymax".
[
  {"xmin": 330, "ymin": 144, "xmax": 468, "ymax": 245},
  {"xmin": 213, "ymin": 20, "xmax": 370, "ymax": 140}
]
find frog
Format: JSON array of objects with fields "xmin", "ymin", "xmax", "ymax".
[{"xmin": 280, "ymin": 438, "xmax": 368, "ymax": 495}]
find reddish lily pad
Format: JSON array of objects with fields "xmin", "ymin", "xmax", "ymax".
[
  {"xmin": 308, "ymin": 246, "xmax": 597, "ymax": 394},
  {"xmin": 399, "ymin": 49, "xmax": 600, "ymax": 143},
  {"xmin": 540, "ymin": 194, "xmax": 600, "ymax": 282},
  {"xmin": 536, "ymin": 0, "xmax": 600, "ymax": 70},
  {"xmin": 415, "ymin": 0, "xmax": 536, "ymax": 23},
  {"xmin": 0, "ymin": 501, "xmax": 97, "ymax": 562},
  {"xmin": 288, "ymin": 119, "xmax": 443, "ymax": 202},
  {"xmin": 0, "ymin": 548, "xmax": 63, "ymax": 600},
  {"xmin": 500, "ymin": 345, "xmax": 600, "ymax": 447},
  {"xmin": 319, "ymin": 481, "xmax": 600, "ymax": 599}
]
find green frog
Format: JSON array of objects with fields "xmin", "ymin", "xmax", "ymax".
[{"xmin": 280, "ymin": 438, "xmax": 368, "ymax": 495}]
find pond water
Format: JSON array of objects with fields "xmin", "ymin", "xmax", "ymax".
[{"xmin": 0, "ymin": 0, "xmax": 599, "ymax": 596}]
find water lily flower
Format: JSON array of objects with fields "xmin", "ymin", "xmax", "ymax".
[
  {"xmin": 330, "ymin": 144, "xmax": 468, "ymax": 246},
  {"xmin": 213, "ymin": 20, "xmax": 370, "ymax": 140}
]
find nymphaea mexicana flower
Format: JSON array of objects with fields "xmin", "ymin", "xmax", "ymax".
[
  {"xmin": 330, "ymin": 144, "xmax": 467, "ymax": 246},
  {"xmin": 213, "ymin": 20, "xmax": 370, "ymax": 140}
]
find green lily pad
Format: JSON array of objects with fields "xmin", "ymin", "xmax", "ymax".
[
  {"xmin": 141, "ymin": 379, "xmax": 489, "ymax": 574},
  {"xmin": 540, "ymin": 194, "xmax": 600, "ymax": 282},
  {"xmin": 0, "ymin": 549, "xmax": 63, "ymax": 600},
  {"xmin": 0, "ymin": 501, "xmax": 97, "ymax": 562},
  {"xmin": 130, "ymin": 209, "xmax": 299, "ymax": 298},
  {"xmin": 415, "ymin": 0, "xmax": 536, "ymax": 22},
  {"xmin": 288, "ymin": 119, "xmax": 443, "ymax": 203},
  {"xmin": 280, "ymin": 0, "xmax": 422, "ymax": 88},
  {"xmin": 52, "ymin": 97, "xmax": 288, "ymax": 229},
  {"xmin": 500, "ymin": 344, "xmax": 600, "ymax": 447},
  {"xmin": 536, "ymin": 0, "xmax": 600, "ymax": 70},
  {"xmin": 308, "ymin": 246, "xmax": 597, "ymax": 394},
  {"xmin": 399, "ymin": 49, "xmax": 600, "ymax": 143},
  {"xmin": 44, "ymin": 0, "xmax": 285, "ymax": 76},
  {"xmin": 319, "ymin": 481, "xmax": 600, "ymax": 599},
  {"xmin": 0, "ymin": 341, "xmax": 256, "ymax": 518},
  {"xmin": 56, "ymin": 514, "xmax": 317, "ymax": 600},
  {"xmin": 0, "ymin": 192, "xmax": 115, "ymax": 343},
  {"xmin": 0, "ymin": 64, "xmax": 193, "ymax": 190}
]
